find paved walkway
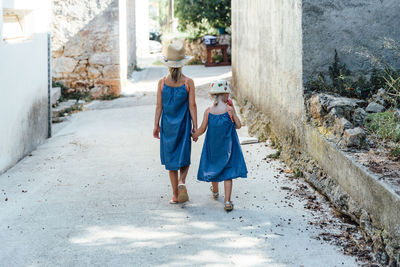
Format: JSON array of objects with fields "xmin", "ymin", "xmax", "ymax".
[{"xmin": 0, "ymin": 66, "xmax": 360, "ymax": 266}]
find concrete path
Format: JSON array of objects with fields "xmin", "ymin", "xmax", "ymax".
[{"xmin": 0, "ymin": 66, "xmax": 361, "ymax": 266}]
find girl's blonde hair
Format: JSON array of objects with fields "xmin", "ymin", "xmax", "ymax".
[{"xmin": 169, "ymin": 67, "xmax": 182, "ymax": 83}]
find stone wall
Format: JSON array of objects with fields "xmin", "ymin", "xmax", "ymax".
[
  {"xmin": 52, "ymin": 0, "xmax": 123, "ymax": 98},
  {"xmin": 303, "ymin": 0, "xmax": 400, "ymax": 81}
]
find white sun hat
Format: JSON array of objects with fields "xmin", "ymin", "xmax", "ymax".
[
  {"xmin": 161, "ymin": 40, "xmax": 192, "ymax": 68},
  {"xmin": 209, "ymin": 80, "xmax": 232, "ymax": 94}
]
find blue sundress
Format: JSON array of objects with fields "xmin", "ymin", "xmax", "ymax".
[
  {"xmin": 197, "ymin": 107, "xmax": 248, "ymax": 182},
  {"xmin": 160, "ymin": 77, "xmax": 192, "ymax": 171}
]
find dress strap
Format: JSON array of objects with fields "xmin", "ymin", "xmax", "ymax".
[
  {"xmin": 227, "ymin": 106, "xmax": 234, "ymax": 122},
  {"xmin": 185, "ymin": 77, "xmax": 189, "ymax": 93}
]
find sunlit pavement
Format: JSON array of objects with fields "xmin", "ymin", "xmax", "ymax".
[{"xmin": 0, "ymin": 66, "xmax": 359, "ymax": 266}]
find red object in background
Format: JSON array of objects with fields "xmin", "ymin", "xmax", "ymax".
[{"xmin": 205, "ymin": 44, "xmax": 230, "ymax": 67}]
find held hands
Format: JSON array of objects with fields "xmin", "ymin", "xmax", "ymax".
[
  {"xmin": 191, "ymin": 127, "xmax": 198, "ymax": 142},
  {"xmin": 153, "ymin": 125, "xmax": 160, "ymax": 139}
]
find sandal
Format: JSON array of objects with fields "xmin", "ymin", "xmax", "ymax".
[
  {"xmin": 177, "ymin": 184, "xmax": 189, "ymax": 203},
  {"xmin": 169, "ymin": 197, "xmax": 178, "ymax": 204},
  {"xmin": 210, "ymin": 186, "xmax": 219, "ymax": 199},
  {"xmin": 224, "ymin": 201, "xmax": 234, "ymax": 212}
]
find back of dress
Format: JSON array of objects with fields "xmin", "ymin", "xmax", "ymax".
[
  {"xmin": 160, "ymin": 77, "xmax": 192, "ymax": 171},
  {"xmin": 197, "ymin": 107, "xmax": 247, "ymax": 182}
]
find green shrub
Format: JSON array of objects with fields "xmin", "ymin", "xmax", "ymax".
[
  {"xmin": 364, "ymin": 111, "xmax": 400, "ymax": 142},
  {"xmin": 187, "ymin": 58, "xmax": 203, "ymax": 65},
  {"xmin": 211, "ymin": 54, "xmax": 223, "ymax": 63},
  {"xmin": 100, "ymin": 92, "xmax": 119, "ymax": 101},
  {"xmin": 52, "ymin": 81, "xmax": 91, "ymax": 102},
  {"xmin": 306, "ymin": 51, "xmax": 400, "ymax": 105},
  {"xmin": 388, "ymin": 146, "xmax": 400, "ymax": 161},
  {"xmin": 175, "ymin": 0, "xmax": 231, "ymax": 32}
]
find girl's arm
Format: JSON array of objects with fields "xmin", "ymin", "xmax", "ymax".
[
  {"xmin": 192, "ymin": 109, "xmax": 209, "ymax": 140},
  {"xmin": 188, "ymin": 78, "xmax": 198, "ymax": 133},
  {"xmin": 153, "ymin": 79, "xmax": 163, "ymax": 139},
  {"xmin": 229, "ymin": 104, "xmax": 242, "ymax": 129}
]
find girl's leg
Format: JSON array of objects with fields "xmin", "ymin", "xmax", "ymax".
[
  {"xmin": 211, "ymin": 182, "xmax": 219, "ymax": 193},
  {"xmin": 178, "ymin": 165, "xmax": 189, "ymax": 184},
  {"xmin": 169, "ymin": 170, "xmax": 179, "ymax": 200},
  {"xmin": 224, "ymin": 179, "xmax": 233, "ymax": 202}
]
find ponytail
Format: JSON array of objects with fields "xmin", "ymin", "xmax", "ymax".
[{"xmin": 169, "ymin": 67, "xmax": 182, "ymax": 83}]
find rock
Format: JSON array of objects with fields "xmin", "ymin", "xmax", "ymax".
[
  {"xmin": 309, "ymin": 94, "xmax": 330, "ymax": 120},
  {"xmin": 326, "ymin": 97, "xmax": 363, "ymax": 111},
  {"xmin": 89, "ymin": 86, "xmax": 104, "ymax": 99},
  {"xmin": 394, "ymin": 109, "xmax": 400, "ymax": 120},
  {"xmin": 239, "ymin": 137, "xmax": 259, "ymax": 145},
  {"xmin": 52, "ymin": 100, "xmax": 77, "ymax": 117},
  {"xmin": 327, "ymin": 97, "xmax": 366, "ymax": 121},
  {"xmin": 88, "ymin": 67, "xmax": 101, "ymax": 79},
  {"xmin": 89, "ymin": 52, "xmax": 119, "ymax": 66},
  {"xmin": 52, "ymin": 116, "xmax": 68, "ymax": 123},
  {"xmin": 366, "ymin": 102, "xmax": 385, "ymax": 113},
  {"xmin": 53, "ymin": 56, "xmax": 78, "ymax": 73},
  {"xmin": 334, "ymin": 117, "xmax": 353, "ymax": 135},
  {"xmin": 51, "ymin": 87, "xmax": 61, "ymax": 105},
  {"xmin": 326, "ymin": 108, "xmax": 339, "ymax": 124},
  {"xmin": 343, "ymin": 127, "xmax": 366, "ymax": 147},
  {"xmin": 353, "ymin": 108, "xmax": 367, "ymax": 127},
  {"xmin": 103, "ymin": 65, "xmax": 120, "ymax": 79},
  {"xmin": 377, "ymin": 88, "xmax": 386, "ymax": 97},
  {"xmin": 63, "ymin": 41, "xmax": 83, "ymax": 57},
  {"xmin": 371, "ymin": 93, "xmax": 386, "ymax": 106}
]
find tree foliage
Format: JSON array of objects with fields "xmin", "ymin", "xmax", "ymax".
[{"xmin": 174, "ymin": 0, "xmax": 231, "ymax": 31}]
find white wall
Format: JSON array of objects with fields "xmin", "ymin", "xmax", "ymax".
[
  {"xmin": 0, "ymin": 0, "xmax": 51, "ymax": 173},
  {"xmin": 135, "ymin": 0, "xmax": 149, "ymax": 56},
  {"xmin": 232, "ymin": 0, "xmax": 304, "ymax": 140}
]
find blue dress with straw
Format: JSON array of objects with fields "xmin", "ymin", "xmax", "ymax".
[
  {"xmin": 160, "ymin": 77, "xmax": 192, "ymax": 171},
  {"xmin": 197, "ymin": 107, "xmax": 247, "ymax": 182}
]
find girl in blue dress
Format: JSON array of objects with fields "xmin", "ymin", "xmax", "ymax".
[
  {"xmin": 153, "ymin": 41, "xmax": 197, "ymax": 204},
  {"xmin": 192, "ymin": 80, "xmax": 247, "ymax": 211}
]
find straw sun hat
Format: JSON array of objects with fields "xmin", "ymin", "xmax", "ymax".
[
  {"xmin": 209, "ymin": 80, "xmax": 232, "ymax": 95},
  {"xmin": 161, "ymin": 40, "xmax": 192, "ymax": 68}
]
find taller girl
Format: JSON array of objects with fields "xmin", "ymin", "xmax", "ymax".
[{"xmin": 153, "ymin": 41, "xmax": 197, "ymax": 204}]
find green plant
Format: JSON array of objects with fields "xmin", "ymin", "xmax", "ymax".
[
  {"xmin": 184, "ymin": 22, "xmax": 218, "ymax": 41},
  {"xmin": 175, "ymin": 0, "xmax": 231, "ymax": 32},
  {"xmin": 388, "ymin": 146, "xmax": 400, "ymax": 161},
  {"xmin": 382, "ymin": 66, "xmax": 400, "ymax": 108},
  {"xmin": 293, "ymin": 167, "xmax": 302, "ymax": 178},
  {"xmin": 267, "ymin": 149, "xmax": 281, "ymax": 159},
  {"xmin": 187, "ymin": 58, "xmax": 203, "ymax": 65},
  {"xmin": 52, "ymin": 81, "xmax": 92, "ymax": 102},
  {"xmin": 100, "ymin": 92, "xmax": 119, "ymax": 101},
  {"xmin": 364, "ymin": 111, "xmax": 400, "ymax": 142},
  {"xmin": 58, "ymin": 103, "xmax": 83, "ymax": 117},
  {"xmin": 52, "ymin": 81, "xmax": 70, "ymax": 101},
  {"xmin": 212, "ymin": 54, "xmax": 223, "ymax": 63},
  {"xmin": 149, "ymin": 0, "xmax": 168, "ymax": 32}
]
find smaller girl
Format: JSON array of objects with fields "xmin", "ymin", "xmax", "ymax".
[{"xmin": 192, "ymin": 80, "xmax": 247, "ymax": 211}]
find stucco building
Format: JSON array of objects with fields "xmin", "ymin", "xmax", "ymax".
[{"xmin": 0, "ymin": 0, "xmax": 52, "ymax": 174}]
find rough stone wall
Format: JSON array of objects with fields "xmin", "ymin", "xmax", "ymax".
[
  {"xmin": 303, "ymin": 0, "xmax": 400, "ymax": 81},
  {"xmin": 51, "ymin": 0, "xmax": 122, "ymax": 98},
  {"xmin": 184, "ymin": 39, "xmax": 207, "ymax": 62}
]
